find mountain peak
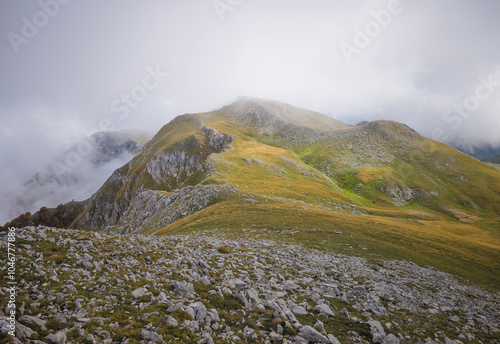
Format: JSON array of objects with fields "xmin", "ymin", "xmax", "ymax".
[{"xmin": 216, "ymin": 97, "xmax": 351, "ymax": 130}]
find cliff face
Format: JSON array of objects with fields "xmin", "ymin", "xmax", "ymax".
[{"xmin": 72, "ymin": 117, "xmax": 233, "ymax": 232}]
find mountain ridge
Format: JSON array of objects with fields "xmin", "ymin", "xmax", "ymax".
[{"xmin": 3, "ymin": 98, "xmax": 500, "ymax": 289}]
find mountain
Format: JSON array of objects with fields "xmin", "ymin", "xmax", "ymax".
[
  {"xmin": 6, "ymin": 98, "xmax": 500, "ymax": 289},
  {"xmin": 484, "ymin": 155, "xmax": 500, "ymax": 164},
  {"xmin": 457, "ymin": 144, "xmax": 500, "ymax": 173},
  {"xmin": 463, "ymin": 145, "xmax": 500, "ymax": 162},
  {"xmin": 0, "ymin": 130, "xmax": 151, "ymax": 224}
]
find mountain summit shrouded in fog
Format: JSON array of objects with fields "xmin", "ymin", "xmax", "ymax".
[
  {"xmin": 6, "ymin": 98, "xmax": 498, "ymax": 290},
  {"xmin": 1, "ymin": 1, "xmax": 500, "ymax": 199}
]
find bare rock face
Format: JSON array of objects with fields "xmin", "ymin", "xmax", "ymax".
[
  {"xmin": 73, "ymin": 124, "xmax": 233, "ymax": 232},
  {"xmin": 77, "ymin": 167, "xmax": 131, "ymax": 231},
  {"xmin": 202, "ymin": 126, "xmax": 233, "ymax": 151},
  {"xmin": 113, "ymin": 184, "xmax": 251, "ymax": 234},
  {"xmin": 146, "ymin": 150, "xmax": 205, "ymax": 184},
  {"xmin": 144, "ymin": 126, "xmax": 232, "ymax": 190}
]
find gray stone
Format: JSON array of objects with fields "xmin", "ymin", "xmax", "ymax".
[
  {"xmin": 141, "ymin": 329, "xmax": 163, "ymax": 342},
  {"xmin": 234, "ymin": 292, "xmax": 250, "ymax": 308},
  {"xmin": 311, "ymin": 292, "xmax": 321, "ymax": 303},
  {"xmin": 270, "ymin": 331, "xmax": 282, "ymax": 341},
  {"xmin": 0, "ymin": 319, "xmax": 11, "ymax": 334},
  {"xmin": 198, "ymin": 333, "xmax": 215, "ymax": 344},
  {"xmin": 314, "ymin": 304, "xmax": 335, "ymax": 317},
  {"xmin": 166, "ymin": 315, "xmax": 178, "ymax": 326},
  {"xmin": 45, "ymin": 331, "xmax": 66, "ymax": 344},
  {"xmin": 283, "ymin": 280, "xmax": 300, "ymax": 290},
  {"xmin": 327, "ymin": 334, "xmax": 342, "ymax": 344},
  {"xmin": 383, "ymin": 334, "xmax": 400, "ymax": 344},
  {"xmin": 131, "ymin": 287, "xmax": 147, "ymax": 299},
  {"xmin": 190, "ymin": 302, "xmax": 208, "ymax": 322},
  {"xmin": 291, "ymin": 305, "xmax": 308, "ymax": 315},
  {"xmin": 293, "ymin": 335, "xmax": 310, "ymax": 344},
  {"xmin": 198, "ymin": 275, "xmax": 211, "ymax": 285},
  {"xmin": 19, "ymin": 315, "xmax": 47, "ymax": 330},
  {"xmin": 247, "ymin": 288, "xmax": 261, "ymax": 303},
  {"xmin": 368, "ymin": 320, "xmax": 386, "ymax": 344},
  {"xmin": 173, "ymin": 280, "xmax": 194, "ymax": 298},
  {"xmin": 313, "ymin": 320, "xmax": 326, "ymax": 334},
  {"xmin": 189, "ymin": 320, "xmax": 200, "ymax": 331},
  {"xmin": 297, "ymin": 325, "xmax": 332, "ymax": 343},
  {"xmin": 17, "ymin": 323, "xmax": 36, "ymax": 338},
  {"xmin": 158, "ymin": 291, "xmax": 168, "ymax": 302}
]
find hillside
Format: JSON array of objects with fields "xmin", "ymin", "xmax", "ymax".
[
  {"xmin": 1, "ymin": 226, "xmax": 498, "ymax": 343},
  {"xmin": 39, "ymin": 97, "xmax": 498, "ymax": 291}
]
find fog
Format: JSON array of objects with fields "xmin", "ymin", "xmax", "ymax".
[{"xmin": 1, "ymin": 0, "xmax": 499, "ymax": 221}]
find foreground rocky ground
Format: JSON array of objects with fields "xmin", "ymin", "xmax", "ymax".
[{"xmin": 0, "ymin": 226, "xmax": 498, "ymax": 344}]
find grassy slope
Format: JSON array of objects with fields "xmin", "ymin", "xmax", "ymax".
[
  {"xmin": 69, "ymin": 98, "xmax": 500, "ymax": 289},
  {"xmin": 151, "ymin": 110, "xmax": 500, "ymax": 290},
  {"xmin": 155, "ymin": 201, "xmax": 500, "ymax": 290}
]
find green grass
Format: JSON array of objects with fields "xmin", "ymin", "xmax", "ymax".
[
  {"xmin": 154, "ymin": 200, "xmax": 500, "ymax": 291},
  {"xmin": 62, "ymin": 100, "xmax": 500, "ymax": 291}
]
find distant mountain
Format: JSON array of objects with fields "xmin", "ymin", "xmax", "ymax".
[
  {"xmin": 0, "ymin": 130, "xmax": 151, "ymax": 224},
  {"xmin": 6, "ymin": 98, "xmax": 500, "ymax": 288},
  {"xmin": 484, "ymin": 154, "xmax": 500, "ymax": 164},
  {"xmin": 456, "ymin": 144, "xmax": 500, "ymax": 162}
]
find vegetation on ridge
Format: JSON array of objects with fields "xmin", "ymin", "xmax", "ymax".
[{"xmin": 6, "ymin": 97, "xmax": 500, "ymax": 290}]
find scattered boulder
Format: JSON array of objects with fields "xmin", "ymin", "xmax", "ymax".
[
  {"xmin": 314, "ymin": 304, "xmax": 335, "ymax": 317},
  {"xmin": 173, "ymin": 281, "xmax": 194, "ymax": 298},
  {"xmin": 132, "ymin": 287, "xmax": 147, "ymax": 298},
  {"xmin": 298, "ymin": 325, "xmax": 332, "ymax": 343},
  {"xmin": 141, "ymin": 329, "xmax": 163, "ymax": 342},
  {"xmin": 45, "ymin": 331, "xmax": 66, "ymax": 344}
]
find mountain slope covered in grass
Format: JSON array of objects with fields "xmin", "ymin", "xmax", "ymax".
[{"xmin": 9, "ymin": 98, "xmax": 500, "ymax": 289}]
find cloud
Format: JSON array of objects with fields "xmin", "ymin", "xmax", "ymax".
[{"xmin": 0, "ymin": 0, "xmax": 499, "ymax": 204}]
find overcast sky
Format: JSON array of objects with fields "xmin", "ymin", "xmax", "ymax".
[{"xmin": 1, "ymin": 0, "xmax": 499, "ymax": 198}]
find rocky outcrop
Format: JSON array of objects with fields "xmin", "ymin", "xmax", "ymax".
[
  {"xmin": 146, "ymin": 150, "xmax": 207, "ymax": 185},
  {"xmin": 73, "ymin": 125, "xmax": 233, "ymax": 232},
  {"xmin": 75, "ymin": 166, "xmax": 132, "ymax": 231},
  {"xmin": 202, "ymin": 126, "xmax": 234, "ymax": 151},
  {"xmin": 111, "ymin": 184, "xmax": 252, "ymax": 234},
  {"xmin": 383, "ymin": 183, "xmax": 430, "ymax": 206},
  {"xmin": 1, "ymin": 226, "xmax": 497, "ymax": 343}
]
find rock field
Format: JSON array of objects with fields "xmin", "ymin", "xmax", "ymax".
[{"xmin": 0, "ymin": 226, "xmax": 498, "ymax": 343}]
